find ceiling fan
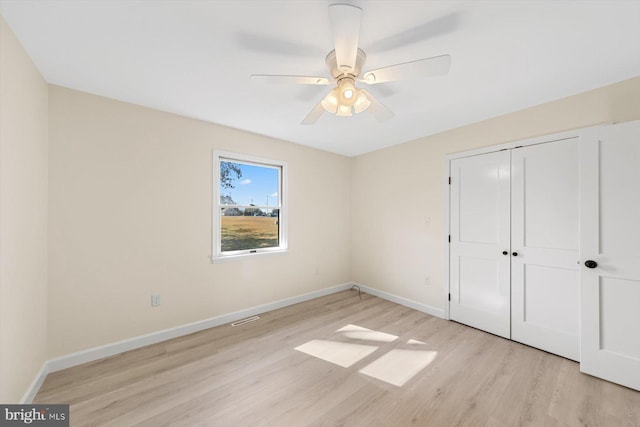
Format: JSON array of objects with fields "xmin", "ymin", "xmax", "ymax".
[{"xmin": 250, "ymin": 3, "xmax": 452, "ymax": 125}]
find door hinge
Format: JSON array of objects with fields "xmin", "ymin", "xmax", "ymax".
[
  {"xmin": 448, "ymin": 235, "xmax": 451, "ymax": 243},
  {"xmin": 448, "ymin": 176, "xmax": 451, "ymax": 185},
  {"xmin": 448, "ymin": 293, "xmax": 451, "ymax": 301}
]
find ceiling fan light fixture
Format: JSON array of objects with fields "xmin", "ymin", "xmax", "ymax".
[
  {"xmin": 336, "ymin": 104, "xmax": 352, "ymax": 117},
  {"xmin": 321, "ymin": 88, "xmax": 340, "ymax": 113},
  {"xmin": 338, "ymin": 77, "xmax": 357, "ymax": 107},
  {"xmin": 353, "ymin": 89, "xmax": 371, "ymax": 113}
]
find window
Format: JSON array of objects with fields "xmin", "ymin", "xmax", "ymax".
[{"xmin": 213, "ymin": 151, "xmax": 287, "ymax": 260}]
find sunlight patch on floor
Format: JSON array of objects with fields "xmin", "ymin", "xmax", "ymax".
[
  {"xmin": 294, "ymin": 340, "xmax": 378, "ymax": 368},
  {"xmin": 336, "ymin": 324, "xmax": 399, "ymax": 342},
  {"xmin": 359, "ymin": 349, "xmax": 437, "ymax": 387},
  {"xmin": 294, "ymin": 324, "xmax": 436, "ymax": 386}
]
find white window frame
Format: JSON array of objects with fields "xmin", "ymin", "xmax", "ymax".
[{"xmin": 212, "ymin": 150, "xmax": 288, "ymax": 262}]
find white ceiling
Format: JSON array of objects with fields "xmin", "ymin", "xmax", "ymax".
[{"xmin": 1, "ymin": 1, "xmax": 639, "ymax": 157}]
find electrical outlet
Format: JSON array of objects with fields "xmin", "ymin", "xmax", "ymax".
[
  {"xmin": 151, "ymin": 294, "xmax": 161, "ymax": 307},
  {"xmin": 425, "ymin": 276, "xmax": 431, "ymax": 286}
]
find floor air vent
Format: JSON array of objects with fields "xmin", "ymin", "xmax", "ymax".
[{"xmin": 231, "ymin": 315, "xmax": 260, "ymax": 327}]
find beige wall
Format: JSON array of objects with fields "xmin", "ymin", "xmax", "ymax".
[
  {"xmin": 47, "ymin": 86, "xmax": 351, "ymax": 358},
  {"xmin": 0, "ymin": 17, "xmax": 49, "ymax": 402},
  {"xmin": 351, "ymin": 76, "xmax": 640, "ymax": 311}
]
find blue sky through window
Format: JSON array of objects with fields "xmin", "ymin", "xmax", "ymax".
[{"xmin": 221, "ymin": 162, "xmax": 279, "ymax": 207}]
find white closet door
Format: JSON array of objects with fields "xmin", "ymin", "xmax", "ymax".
[
  {"xmin": 580, "ymin": 121, "xmax": 640, "ymax": 391},
  {"xmin": 450, "ymin": 151, "xmax": 511, "ymax": 339},
  {"xmin": 511, "ymin": 139, "xmax": 580, "ymax": 361}
]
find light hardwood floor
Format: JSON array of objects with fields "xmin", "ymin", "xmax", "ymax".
[{"xmin": 35, "ymin": 291, "xmax": 640, "ymax": 426}]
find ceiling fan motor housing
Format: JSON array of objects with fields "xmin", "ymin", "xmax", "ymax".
[{"xmin": 326, "ymin": 48, "xmax": 367, "ymax": 79}]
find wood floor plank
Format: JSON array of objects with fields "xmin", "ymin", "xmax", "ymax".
[{"xmin": 35, "ymin": 290, "xmax": 640, "ymax": 426}]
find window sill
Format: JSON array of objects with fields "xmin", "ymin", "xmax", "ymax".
[{"xmin": 211, "ymin": 249, "xmax": 288, "ymax": 263}]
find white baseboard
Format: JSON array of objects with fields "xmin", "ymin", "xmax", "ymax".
[
  {"xmin": 47, "ymin": 282, "xmax": 353, "ymax": 373},
  {"xmin": 20, "ymin": 361, "xmax": 49, "ymax": 404},
  {"xmin": 354, "ymin": 283, "xmax": 445, "ymax": 319}
]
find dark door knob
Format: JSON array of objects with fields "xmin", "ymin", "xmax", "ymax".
[
  {"xmin": 584, "ymin": 260, "xmax": 598, "ymax": 269},
  {"xmin": 512, "ymin": 252, "xmax": 518, "ymax": 256},
  {"xmin": 502, "ymin": 251, "xmax": 508, "ymax": 255}
]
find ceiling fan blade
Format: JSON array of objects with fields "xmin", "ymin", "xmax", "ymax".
[
  {"xmin": 251, "ymin": 74, "xmax": 331, "ymax": 85},
  {"xmin": 361, "ymin": 54, "xmax": 451, "ymax": 84},
  {"xmin": 301, "ymin": 102, "xmax": 325, "ymax": 125},
  {"xmin": 360, "ymin": 90, "xmax": 394, "ymax": 122},
  {"xmin": 328, "ymin": 4, "xmax": 362, "ymax": 73}
]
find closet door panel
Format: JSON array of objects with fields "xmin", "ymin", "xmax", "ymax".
[
  {"xmin": 511, "ymin": 139, "xmax": 580, "ymax": 361},
  {"xmin": 450, "ymin": 151, "xmax": 511, "ymax": 339},
  {"xmin": 520, "ymin": 265, "xmax": 578, "ymax": 335},
  {"xmin": 580, "ymin": 121, "xmax": 640, "ymax": 391}
]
